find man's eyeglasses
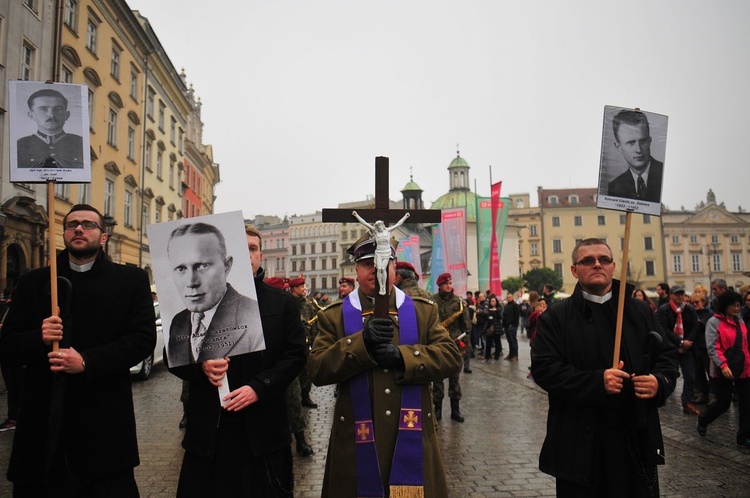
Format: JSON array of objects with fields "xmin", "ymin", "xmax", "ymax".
[
  {"xmin": 574, "ymin": 256, "xmax": 614, "ymax": 267},
  {"xmin": 63, "ymin": 220, "xmax": 103, "ymax": 231}
]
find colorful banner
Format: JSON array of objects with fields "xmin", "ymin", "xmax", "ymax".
[
  {"xmin": 436, "ymin": 208, "xmax": 467, "ymax": 296},
  {"xmin": 490, "ymin": 182, "xmax": 502, "ymax": 296},
  {"xmin": 396, "ymin": 235, "xmax": 423, "ymax": 277},
  {"xmin": 426, "ymin": 225, "xmax": 444, "ymax": 292},
  {"xmin": 476, "ymin": 196, "xmax": 511, "ymax": 296}
]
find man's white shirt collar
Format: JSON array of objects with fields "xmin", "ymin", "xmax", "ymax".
[
  {"xmin": 581, "ymin": 289, "xmax": 612, "ymax": 304},
  {"xmin": 629, "ymin": 161, "xmax": 651, "ymax": 189}
]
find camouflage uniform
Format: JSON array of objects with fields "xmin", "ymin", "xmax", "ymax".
[
  {"xmin": 297, "ymin": 295, "xmax": 319, "ymax": 403},
  {"xmin": 397, "ymin": 277, "xmax": 434, "ymax": 300},
  {"xmin": 432, "ymin": 291, "xmax": 471, "ymax": 403}
]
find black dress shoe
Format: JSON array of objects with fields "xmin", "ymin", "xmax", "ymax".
[
  {"xmin": 179, "ymin": 414, "xmax": 187, "ymax": 429},
  {"xmin": 301, "ymin": 398, "xmax": 318, "ymax": 409},
  {"xmin": 463, "ymin": 368, "xmax": 472, "ymax": 374}
]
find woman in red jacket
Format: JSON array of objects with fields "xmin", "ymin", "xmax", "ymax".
[{"xmin": 697, "ymin": 291, "xmax": 750, "ymax": 449}]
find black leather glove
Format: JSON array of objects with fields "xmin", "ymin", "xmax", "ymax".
[
  {"xmin": 371, "ymin": 343, "xmax": 404, "ymax": 369},
  {"xmin": 363, "ymin": 318, "xmax": 394, "ymax": 352}
]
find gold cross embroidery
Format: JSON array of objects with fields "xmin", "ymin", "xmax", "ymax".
[
  {"xmin": 403, "ymin": 410, "xmax": 419, "ymax": 428},
  {"xmin": 356, "ymin": 423, "xmax": 371, "ymax": 440}
]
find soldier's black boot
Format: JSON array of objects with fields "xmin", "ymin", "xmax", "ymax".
[
  {"xmin": 434, "ymin": 401, "xmax": 442, "ymax": 421},
  {"xmin": 295, "ymin": 431, "xmax": 314, "ymax": 457},
  {"xmin": 450, "ymin": 399, "xmax": 465, "ymax": 422}
]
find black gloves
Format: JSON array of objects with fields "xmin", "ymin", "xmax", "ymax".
[
  {"xmin": 363, "ymin": 318, "xmax": 393, "ymax": 351},
  {"xmin": 371, "ymin": 343, "xmax": 404, "ymax": 369}
]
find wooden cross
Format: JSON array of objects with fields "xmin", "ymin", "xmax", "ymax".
[{"xmin": 322, "ymin": 156, "xmax": 441, "ymax": 317}]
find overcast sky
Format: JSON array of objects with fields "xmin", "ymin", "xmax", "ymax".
[{"xmin": 128, "ymin": 0, "xmax": 749, "ymax": 219}]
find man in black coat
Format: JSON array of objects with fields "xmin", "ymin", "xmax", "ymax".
[
  {"xmin": 656, "ymin": 285, "xmax": 701, "ymax": 415},
  {"xmin": 168, "ymin": 225, "xmax": 306, "ymax": 497},
  {"xmin": 0, "ymin": 204, "xmax": 156, "ymax": 496},
  {"xmin": 531, "ymin": 238, "xmax": 678, "ymax": 497},
  {"xmin": 502, "ymin": 293, "xmax": 520, "ymax": 360},
  {"xmin": 606, "ymin": 109, "xmax": 664, "ymax": 203}
]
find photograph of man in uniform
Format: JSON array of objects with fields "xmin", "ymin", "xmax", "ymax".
[
  {"xmin": 17, "ymin": 88, "xmax": 84, "ymax": 169},
  {"xmin": 605, "ymin": 109, "xmax": 663, "ymax": 203},
  {"xmin": 165, "ymin": 222, "xmax": 264, "ymax": 366}
]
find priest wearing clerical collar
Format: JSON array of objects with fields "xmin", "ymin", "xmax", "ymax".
[
  {"xmin": 308, "ymin": 233, "xmax": 462, "ymax": 498},
  {"xmin": 17, "ymin": 88, "xmax": 84, "ymax": 168},
  {"xmin": 531, "ymin": 238, "xmax": 679, "ymax": 497}
]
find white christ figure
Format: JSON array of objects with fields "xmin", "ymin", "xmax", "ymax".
[{"xmin": 352, "ymin": 211, "xmax": 410, "ymax": 295}]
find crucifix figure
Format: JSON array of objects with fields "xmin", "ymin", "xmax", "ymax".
[
  {"xmin": 352, "ymin": 211, "xmax": 410, "ymax": 296},
  {"xmin": 322, "ymin": 156, "xmax": 441, "ymax": 317}
]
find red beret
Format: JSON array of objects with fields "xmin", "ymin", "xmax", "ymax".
[
  {"xmin": 436, "ymin": 272, "xmax": 452, "ymax": 286},
  {"xmin": 395, "ymin": 261, "xmax": 417, "ymax": 273},
  {"xmin": 265, "ymin": 277, "xmax": 287, "ymax": 290},
  {"xmin": 288, "ymin": 277, "xmax": 305, "ymax": 288},
  {"xmin": 338, "ymin": 277, "xmax": 355, "ymax": 286}
]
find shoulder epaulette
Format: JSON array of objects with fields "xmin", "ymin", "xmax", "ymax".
[{"xmin": 412, "ymin": 296, "xmax": 436, "ymax": 306}]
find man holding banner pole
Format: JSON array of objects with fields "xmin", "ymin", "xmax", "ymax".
[{"xmin": 531, "ymin": 238, "xmax": 678, "ymax": 497}]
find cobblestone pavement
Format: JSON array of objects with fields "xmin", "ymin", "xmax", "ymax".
[{"xmin": 0, "ymin": 333, "xmax": 749, "ymax": 496}]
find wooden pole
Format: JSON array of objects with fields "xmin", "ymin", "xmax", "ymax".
[
  {"xmin": 48, "ymin": 182, "xmax": 59, "ymax": 353},
  {"xmin": 612, "ymin": 211, "xmax": 632, "ymax": 368}
]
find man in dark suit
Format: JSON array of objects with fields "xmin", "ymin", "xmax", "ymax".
[
  {"xmin": 167, "ymin": 222, "xmax": 263, "ymax": 366},
  {"xmin": 0, "ymin": 204, "xmax": 155, "ymax": 496},
  {"xmin": 607, "ymin": 109, "xmax": 663, "ymax": 203},
  {"xmin": 17, "ymin": 88, "xmax": 84, "ymax": 168}
]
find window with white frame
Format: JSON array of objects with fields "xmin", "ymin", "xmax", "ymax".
[
  {"xmin": 104, "ymin": 179, "xmax": 115, "ymax": 216},
  {"xmin": 530, "ymin": 242, "xmax": 539, "ymax": 256},
  {"xmin": 55, "ymin": 183, "xmax": 70, "ymax": 200},
  {"xmin": 144, "ymin": 141, "xmax": 152, "ymax": 171},
  {"xmin": 712, "ymin": 253, "xmax": 722, "ymax": 272},
  {"xmin": 515, "ymin": 198, "xmax": 525, "ymax": 208},
  {"xmin": 691, "ymin": 254, "xmax": 701, "ymax": 273},
  {"xmin": 553, "ymin": 239, "xmax": 562, "ymax": 253},
  {"xmin": 731, "ymin": 234, "xmax": 739, "ymax": 244},
  {"xmin": 124, "ymin": 190, "xmax": 133, "ymax": 227},
  {"xmin": 554, "ymin": 263, "xmax": 563, "ymax": 276},
  {"xmin": 107, "ymin": 109, "xmax": 118, "ymax": 146},
  {"xmin": 141, "ymin": 203, "xmax": 149, "ymax": 228},
  {"xmin": 644, "ymin": 236, "xmax": 653, "ymax": 251},
  {"xmin": 620, "ymin": 215, "xmax": 626, "ymax": 225},
  {"xmin": 646, "ymin": 261, "xmax": 655, "ymax": 276},
  {"xmin": 110, "ymin": 45, "xmax": 120, "ymax": 79},
  {"xmin": 78, "ymin": 183, "xmax": 89, "ymax": 204},
  {"xmin": 672, "ymin": 235, "xmax": 679, "ymax": 244},
  {"xmin": 549, "ymin": 195, "xmax": 558, "ymax": 205},
  {"xmin": 169, "ymin": 161, "xmax": 175, "ymax": 189},
  {"xmin": 64, "ymin": 0, "xmax": 78, "ymax": 30},
  {"xmin": 673, "ymin": 254, "xmax": 682, "ymax": 273},
  {"xmin": 574, "ymin": 216, "xmax": 582, "ymax": 226},
  {"xmin": 711, "ymin": 235, "xmax": 719, "ymax": 244},
  {"xmin": 146, "ymin": 87, "xmax": 155, "ymax": 119},
  {"xmin": 87, "ymin": 88, "xmax": 94, "ymax": 127},
  {"xmin": 529, "ymin": 225, "xmax": 538, "ymax": 236},
  {"xmin": 690, "ymin": 235, "xmax": 698, "ymax": 244},
  {"xmin": 86, "ymin": 20, "xmax": 97, "ymax": 53},
  {"xmin": 61, "ymin": 66, "xmax": 73, "ymax": 83},
  {"xmin": 156, "ymin": 150, "xmax": 163, "ymax": 179},
  {"xmin": 129, "ymin": 69, "xmax": 138, "ymax": 100},
  {"xmin": 21, "ymin": 42, "xmax": 34, "ymax": 80},
  {"xmin": 170, "ymin": 117, "xmax": 176, "ymax": 144},
  {"xmin": 552, "ymin": 217, "xmax": 560, "ymax": 227},
  {"xmin": 643, "ymin": 214, "xmax": 651, "ymax": 224},
  {"xmin": 178, "ymin": 128, "xmax": 184, "ymax": 153},
  {"xmin": 598, "ymin": 215, "xmax": 606, "ymax": 226},
  {"xmin": 732, "ymin": 254, "xmax": 741, "ymax": 272},
  {"xmin": 127, "ymin": 127, "xmax": 135, "ymax": 160},
  {"xmin": 158, "ymin": 101, "xmax": 165, "ymax": 130}
]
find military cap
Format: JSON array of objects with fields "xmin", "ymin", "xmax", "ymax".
[
  {"xmin": 339, "ymin": 277, "xmax": 355, "ymax": 286},
  {"xmin": 436, "ymin": 272, "xmax": 452, "ymax": 286},
  {"xmin": 288, "ymin": 277, "xmax": 306, "ymax": 288},
  {"xmin": 346, "ymin": 233, "xmax": 396, "ymax": 262}
]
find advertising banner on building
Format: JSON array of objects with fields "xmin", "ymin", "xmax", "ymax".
[
  {"xmin": 437, "ymin": 208, "xmax": 467, "ymax": 296},
  {"xmin": 476, "ymin": 196, "xmax": 510, "ymax": 295}
]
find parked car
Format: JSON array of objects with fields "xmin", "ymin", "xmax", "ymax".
[{"xmin": 130, "ymin": 301, "xmax": 165, "ymax": 380}]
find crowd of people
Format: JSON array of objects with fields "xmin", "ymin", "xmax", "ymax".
[{"xmin": 0, "ymin": 212, "xmax": 747, "ymax": 497}]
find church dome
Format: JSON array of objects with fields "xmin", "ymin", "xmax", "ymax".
[{"xmin": 430, "ymin": 190, "xmax": 478, "ymax": 222}]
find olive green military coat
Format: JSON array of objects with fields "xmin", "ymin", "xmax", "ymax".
[{"xmin": 308, "ymin": 288, "xmax": 462, "ymax": 498}]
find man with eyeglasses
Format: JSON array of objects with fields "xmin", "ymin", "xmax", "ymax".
[
  {"xmin": 0, "ymin": 204, "xmax": 156, "ymax": 496},
  {"xmin": 531, "ymin": 238, "xmax": 678, "ymax": 497}
]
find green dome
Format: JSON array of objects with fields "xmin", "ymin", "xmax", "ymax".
[
  {"xmin": 401, "ymin": 180, "xmax": 422, "ymax": 192},
  {"xmin": 430, "ymin": 190, "xmax": 477, "ymax": 222},
  {"xmin": 449, "ymin": 155, "xmax": 470, "ymax": 169}
]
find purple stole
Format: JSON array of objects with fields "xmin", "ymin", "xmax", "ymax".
[{"xmin": 343, "ymin": 288, "xmax": 425, "ymax": 498}]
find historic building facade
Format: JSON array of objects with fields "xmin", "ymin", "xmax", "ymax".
[
  {"xmin": 289, "ymin": 212, "xmax": 340, "ymax": 296},
  {"xmin": 662, "ymin": 190, "xmax": 750, "ymax": 292},
  {"xmin": 537, "ymin": 187, "xmax": 665, "ymax": 293}
]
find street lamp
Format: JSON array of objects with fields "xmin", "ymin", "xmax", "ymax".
[{"xmin": 103, "ymin": 215, "xmax": 117, "ymax": 257}]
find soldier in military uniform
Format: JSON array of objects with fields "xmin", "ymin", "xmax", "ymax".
[
  {"xmin": 308, "ymin": 234, "xmax": 461, "ymax": 497},
  {"xmin": 394, "ymin": 261, "xmax": 433, "ymax": 300},
  {"xmin": 337, "ymin": 277, "xmax": 355, "ymax": 299},
  {"xmin": 289, "ymin": 278, "xmax": 318, "ymax": 409},
  {"xmin": 432, "ymin": 272, "xmax": 471, "ymax": 422}
]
